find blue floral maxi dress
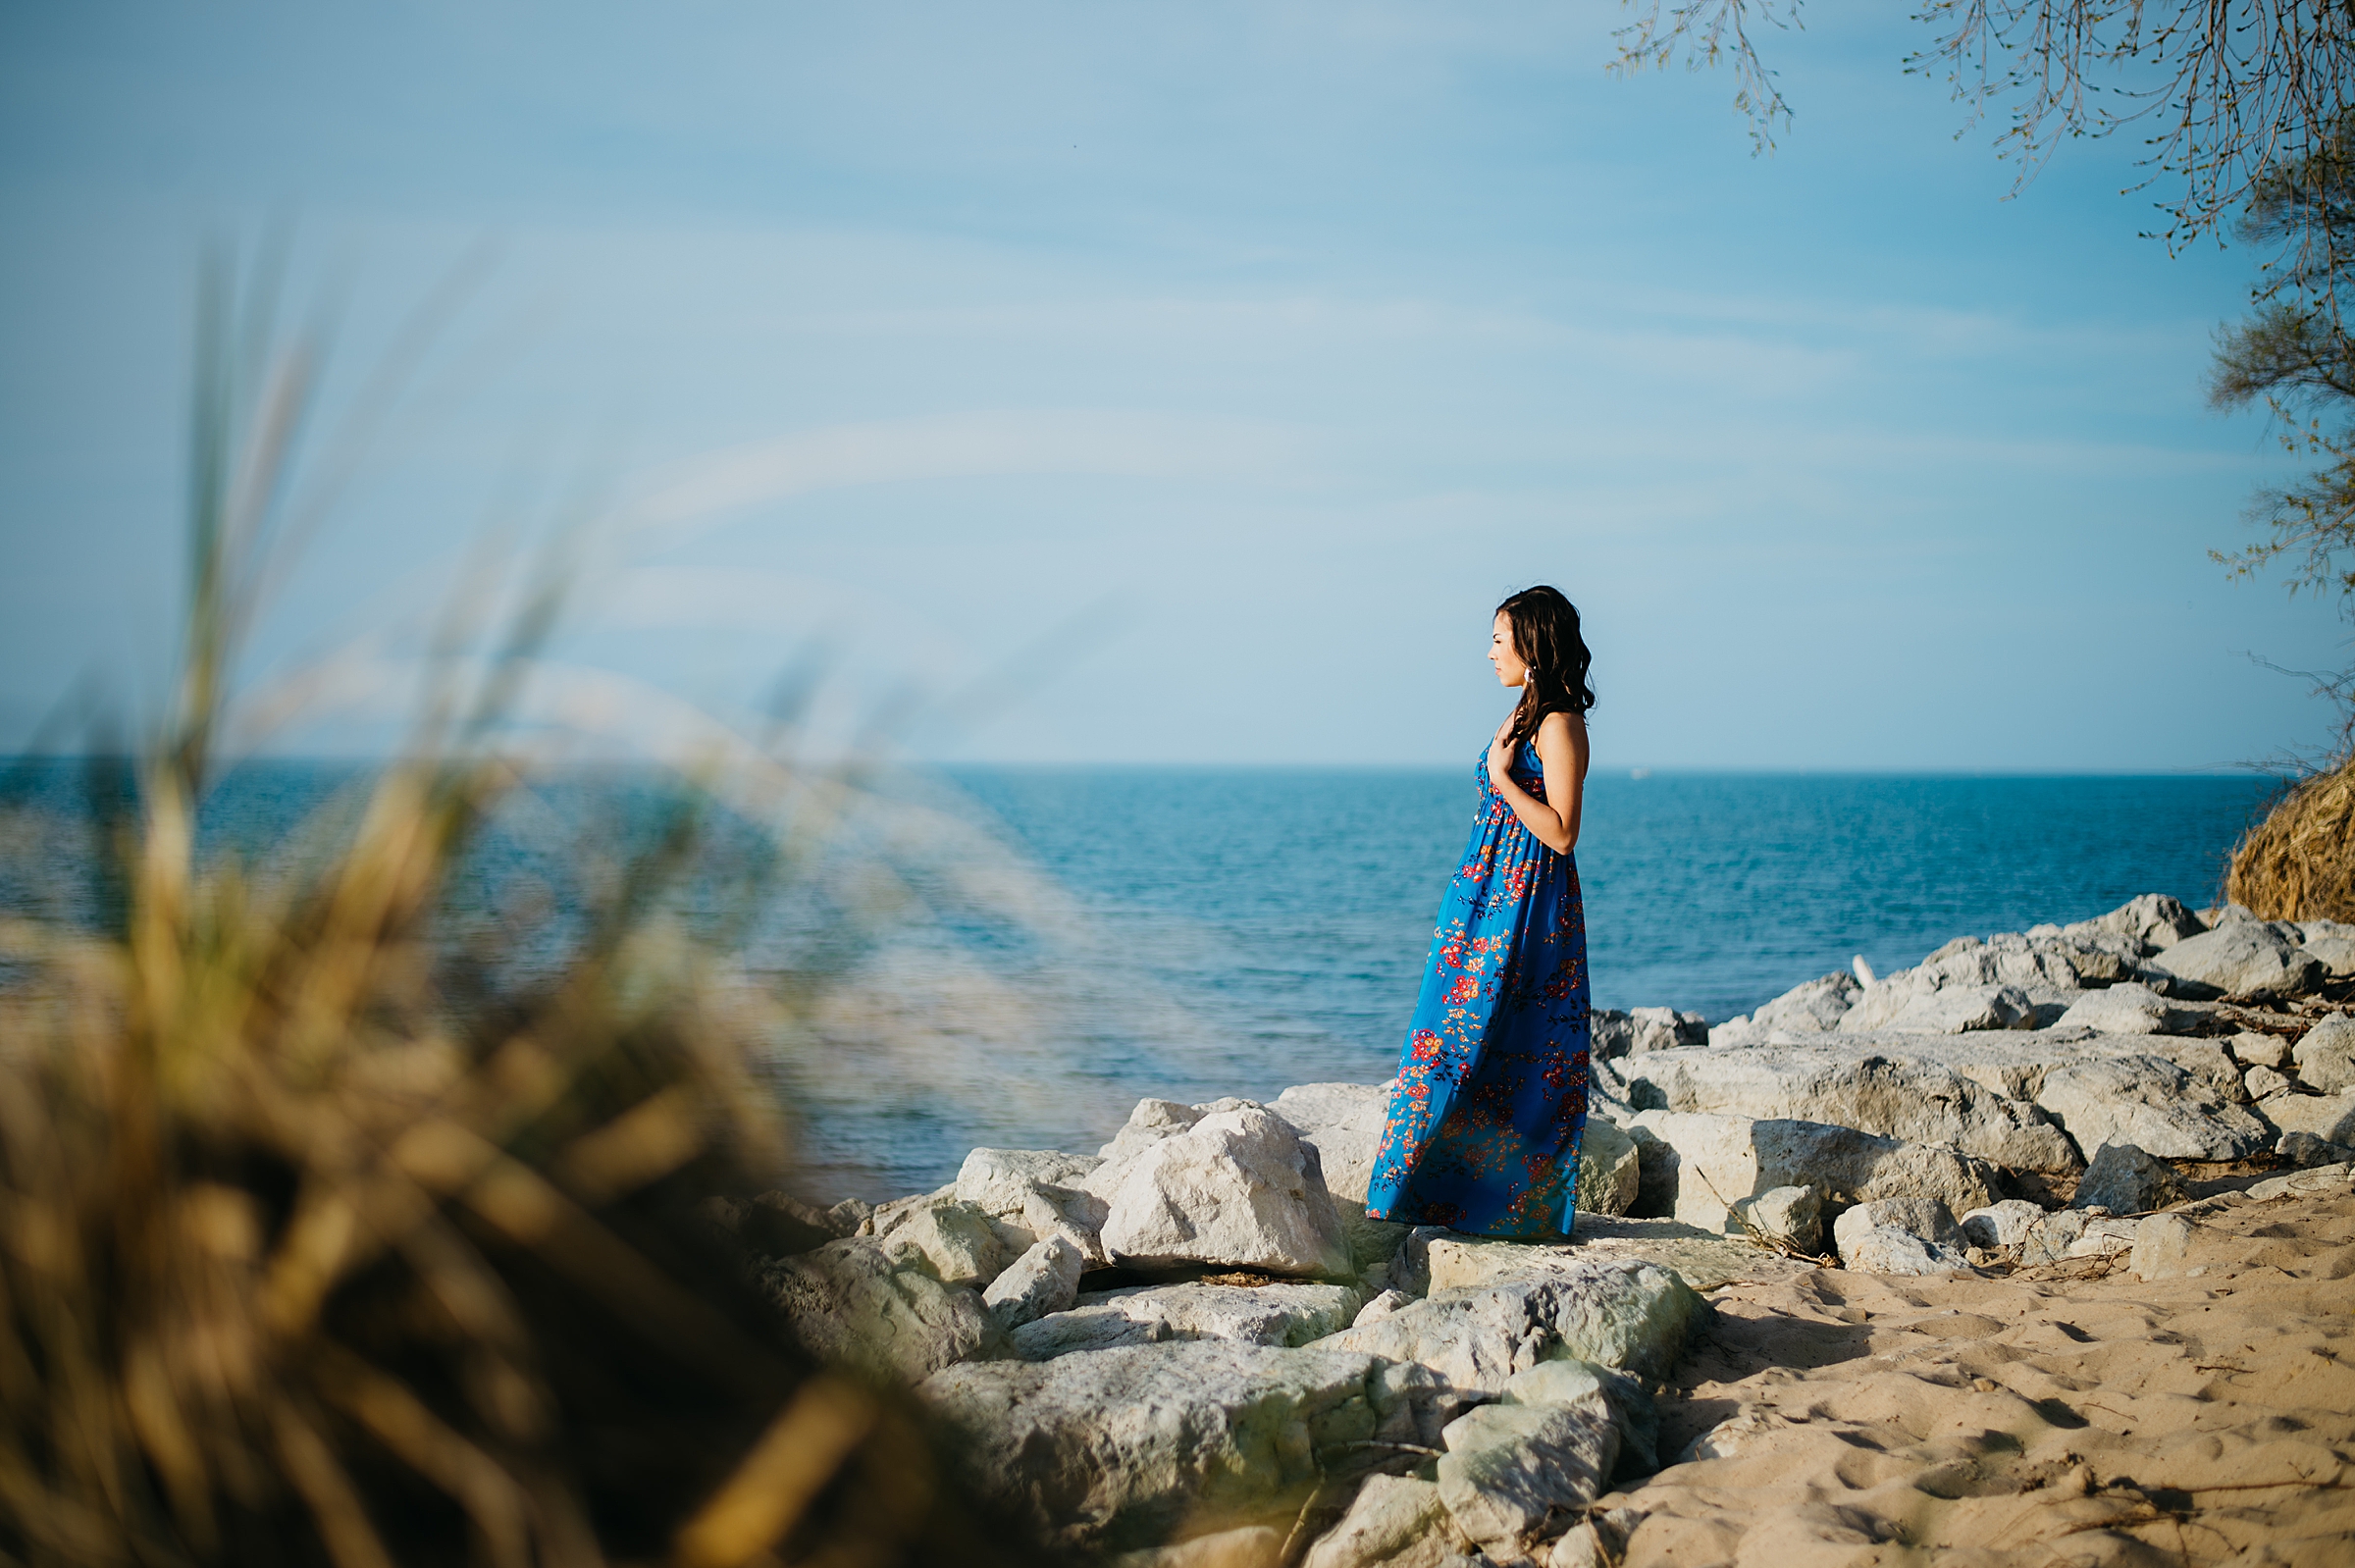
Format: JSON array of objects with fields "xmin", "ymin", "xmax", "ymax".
[{"xmin": 1364, "ymin": 742, "xmax": 1592, "ymax": 1238}]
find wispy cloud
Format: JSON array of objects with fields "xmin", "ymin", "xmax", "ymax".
[{"xmin": 630, "ymin": 408, "xmax": 1301, "ymax": 538}]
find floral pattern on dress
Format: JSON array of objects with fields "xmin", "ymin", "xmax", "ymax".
[{"xmin": 1364, "ymin": 742, "xmax": 1592, "ymax": 1239}]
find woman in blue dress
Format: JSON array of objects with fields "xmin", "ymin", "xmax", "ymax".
[{"xmin": 1365, "ymin": 585, "xmax": 1595, "ymax": 1239}]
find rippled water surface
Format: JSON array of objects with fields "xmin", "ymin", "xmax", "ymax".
[{"xmin": 0, "ymin": 759, "xmax": 2277, "ymax": 1197}]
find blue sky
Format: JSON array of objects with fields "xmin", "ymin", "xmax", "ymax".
[{"xmin": 0, "ymin": 0, "xmax": 2345, "ymax": 768}]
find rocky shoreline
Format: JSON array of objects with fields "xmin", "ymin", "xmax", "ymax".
[{"xmin": 706, "ymin": 895, "xmax": 2355, "ymax": 1567}]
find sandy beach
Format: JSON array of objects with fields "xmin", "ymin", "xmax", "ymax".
[{"xmin": 1596, "ymin": 1181, "xmax": 2355, "ymax": 1566}]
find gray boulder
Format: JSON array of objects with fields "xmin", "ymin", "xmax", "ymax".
[
  {"xmin": 2292, "ymin": 1015, "xmax": 2355, "ymax": 1094},
  {"xmin": 1625, "ymin": 1111, "xmax": 1999, "ymax": 1233},
  {"xmin": 2255, "ymin": 1088, "xmax": 2355, "ymax": 1144},
  {"xmin": 2063, "ymin": 893, "xmax": 2204, "ymax": 951},
  {"xmin": 875, "ymin": 1198, "xmax": 1012, "ymax": 1289},
  {"xmin": 1880, "ymin": 982, "xmax": 2040, "ymax": 1035},
  {"xmin": 2229, "ymin": 1030, "xmax": 2294, "ymax": 1069},
  {"xmin": 1959, "ymin": 1199, "xmax": 2046, "ymax": 1250},
  {"xmin": 2018, "ymin": 1209, "xmax": 2139, "ymax": 1265},
  {"xmin": 2035, "ymin": 1057, "xmax": 2273, "ymax": 1161},
  {"xmin": 1591, "ymin": 1006, "xmax": 1709, "ymax": 1059},
  {"xmin": 756, "ymin": 1237, "xmax": 1012, "ymax": 1382},
  {"xmin": 1729, "ymin": 1184, "xmax": 1822, "ymax": 1254},
  {"xmin": 2247, "ymin": 1064, "xmax": 2297, "ymax": 1100},
  {"xmin": 2300, "ymin": 927, "xmax": 2355, "ymax": 979},
  {"xmin": 1092, "ymin": 1098, "xmax": 1222, "ymax": 1174},
  {"xmin": 919, "ymin": 1342, "xmax": 1391, "ymax": 1553},
  {"xmin": 1751, "ymin": 972, "xmax": 1861, "ymax": 1035},
  {"xmin": 2070, "ymin": 1142, "xmax": 2187, "ymax": 1214},
  {"xmin": 1831, "ymin": 1197, "xmax": 1969, "ymax": 1276},
  {"xmin": 1437, "ymin": 1402, "xmax": 1616, "ymax": 1559},
  {"xmin": 2055, "ymin": 982, "xmax": 2209, "ymax": 1036},
  {"xmin": 2129, "ymin": 1212, "xmax": 2198, "ymax": 1281},
  {"xmin": 983, "ymin": 1234, "xmax": 1084, "ymax": 1330},
  {"xmin": 1578, "ymin": 1117, "xmax": 1641, "ymax": 1217},
  {"xmin": 956, "ymin": 1147, "xmax": 1112, "ymax": 1264},
  {"xmin": 1011, "ymin": 1281, "xmax": 1364, "ymax": 1360},
  {"xmin": 2145, "ymin": 921, "xmax": 2323, "ymax": 999},
  {"xmin": 1612, "ymin": 1047, "xmax": 2082, "ymax": 1176},
  {"xmin": 2279, "ymin": 1130, "xmax": 2355, "ymax": 1167},
  {"xmin": 1310, "ymin": 1261, "xmax": 1704, "ymax": 1387},
  {"xmin": 1268, "ymin": 1082, "xmax": 1389, "ymax": 1205},
  {"xmin": 1302, "ymin": 1475, "xmax": 1472, "ymax": 1568},
  {"xmin": 1838, "ymin": 1226, "xmax": 1972, "ymax": 1276},
  {"xmin": 2247, "ymin": 1161, "xmax": 2355, "ymax": 1200},
  {"xmin": 1099, "ymin": 1107, "xmax": 1354, "ymax": 1280},
  {"xmin": 1501, "ymin": 1357, "xmax": 1659, "ymax": 1479}
]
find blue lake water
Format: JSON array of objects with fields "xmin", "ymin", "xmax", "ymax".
[{"xmin": 0, "ymin": 759, "xmax": 2279, "ymax": 1199}]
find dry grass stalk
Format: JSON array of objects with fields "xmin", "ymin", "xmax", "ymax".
[
  {"xmin": 0, "ymin": 252, "xmax": 1061, "ymax": 1568},
  {"xmin": 2226, "ymin": 753, "xmax": 2355, "ymax": 921}
]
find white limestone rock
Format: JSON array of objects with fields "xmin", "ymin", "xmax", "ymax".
[
  {"xmin": 2292, "ymin": 1015, "xmax": 2355, "ymax": 1094},
  {"xmin": 2246, "ymin": 1162, "xmax": 2355, "ymax": 1201},
  {"xmin": 875, "ymin": 1198, "xmax": 1013, "ymax": 1289},
  {"xmin": 756, "ymin": 1236, "xmax": 1012, "ymax": 1383},
  {"xmin": 2063, "ymin": 893, "xmax": 2204, "ymax": 952},
  {"xmin": 1268, "ymin": 1082, "xmax": 1389, "ymax": 1205},
  {"xmin": 1833, "ymin": 1196, "xmax": 1970, "ymax": 1275},
  {"xmin": 2229, "ymin": 1031, "xmax": 2294, "ymax": 1069},
  {"xmin": 1625, "ymin": 1111, "xmax": 2000, "ymax": 1233},
  {"xmin": 2299, "ymin": 927, "xmax": 2355, "ymax": 979},
  {"xmin": 1880, "ymin": 982, "xmax": 2040, "ymax": 1035},
  {"xmin": 1611, "ymin": 1048, "xmax": 2082, "ymax": 1176},
  {"xmin": 1729, "ymin": 1184, "xmax": 1822, "ymax": 1254},
  {"xmin": 1302, "ymin": 1475, "xmax": 1473, "ymax": 1568},
  {"xmin": 1309, "ymin": 1261, "xmax": 1705, "ymax": 1388},
  {"xmin": 1753, "ymin": 972, "xmax": 1862, "ymax": 1035},
  {"xmin": 1091, "ymin": 1098, "xmax": 1218, "ymax": 1177},
  {"xmin": 1437, "ymin": 1402, "xmax": 1617, "ymax": 1559},
  {"xmin": 983, "ymin": 1234, "xmax": 1085, "ymax": 1330},
  {"xmin": 1591, "ymin": 1006, "xmax": 1709, "ymax": 1059},
  {"xmin": 1501, "ymin": 1357, "xmax": 1659, "ymax": 1479},
  {"xmin": 1099, "ymin": 1107, "xmax": 1354, "ymax": 1280},
  {"xmin": 2070, "ymin": 1142, "xmax": 2188, "ymax": 1214},
  {"xmin": 1960, "ymin": 1199, "xmax": 2046, "ymax": 1250},
  {"xmin": 2055, "ymin": 981, "xmax": 2209, "ymax": 1036},
  {"xmin": 956, "ymin": 1147, "xmax": 1113, "ymax": 1265},
  {"xmin": 2035, "ymin": 1056, "xmax": 2274, "ymax": 1161},
  {"xmin": 920, "ymin": 1342, "xmax": 1389, "ymax": 1554},
  {"xmin": 1351, "ymin": 1288, "xmax": 1412, "ymax": 1329},
  {"xmin": 2246, "ymin": 1064, "xmax": 2296, "ymax": 1100},
  {"xmin": 2130, "ymin": 1212, "xmax": 2198, "ymax": 1281},
  {"xmin": 1836, "ymin": 1225, "xmax": 1973, "ymax": 1277},
  {"xmin": 1011, "ymin": 1281, "xmax": 1364, "ymax": 1361},
  {"xmin": 2144, "ymin": 921, "xmax": 2324, "ymax": 999},
  {"xmin": 1578, "ymin": 1116, "xmax": 1641, "ymax": 1218},
  {"xmin": 2254, "ymin": 1088, "xmax": 2355, "ymax": 1145},
  {"xmin": 2016, "ymin": 1208, "xmax": 2139, "ymax": 1265}
]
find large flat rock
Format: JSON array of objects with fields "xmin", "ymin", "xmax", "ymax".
[
  {"xmin": 1605, "ymin": 1046, "xmax": 2081, "ymax": 1174},
  {"xmin": 1428, "ymin": 1220, "xmax": 1810, "ymax": 1294},
  {"xmin": 1309, "ymin": 1260, "xmax": 1705, "ymax": 1388},
  {"xmin": 1011, "ymin": 1280, "xmax": 1365, "ymax": 1360},
  {"xmin": 919, "ymin": 1341, "xmax": 1389, "ymax": 1553}
]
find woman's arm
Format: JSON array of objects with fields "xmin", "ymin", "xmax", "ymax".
[{"xmin": 1487, "ymin": 709, "xmax": 1588, "ymax": 854}]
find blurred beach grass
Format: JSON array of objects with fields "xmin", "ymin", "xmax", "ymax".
[{"xmin": 0, "ymin": 250, "xmax": 1071, "ymax": 1568}]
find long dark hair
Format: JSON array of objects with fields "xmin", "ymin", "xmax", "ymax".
[{"xmin": 1496, "ymin": 585, "xmax": 1595, "ymax": 749}]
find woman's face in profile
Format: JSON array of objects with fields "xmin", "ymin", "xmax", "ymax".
[{"xmin": 1489, "ymin": 612, "xmax": 1528, "ymax": 688}]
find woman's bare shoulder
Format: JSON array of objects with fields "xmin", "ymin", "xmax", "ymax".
[{"xmin": 1537, "ymin": 708, "xmax": 1585, "ymax": 740}]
